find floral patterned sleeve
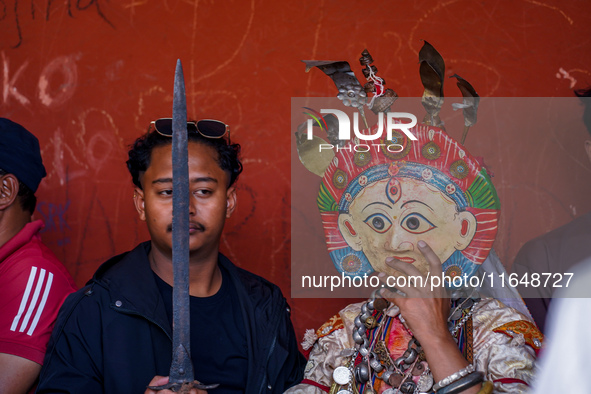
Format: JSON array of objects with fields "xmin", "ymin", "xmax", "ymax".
[{"xmin": 471, "ymin": 298, "xmax": 542, "ymax": 393}]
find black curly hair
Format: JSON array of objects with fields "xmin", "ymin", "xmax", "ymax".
[{"xmin": 126, "ymin": 124, "xmax": 242, "ymax": 189}]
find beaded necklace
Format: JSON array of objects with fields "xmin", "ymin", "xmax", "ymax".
[{"xmin": 332, "ymin": 290, "xmax": 480, "ymax": 394}]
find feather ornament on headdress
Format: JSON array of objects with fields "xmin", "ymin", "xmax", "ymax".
[{"xmin": 297, "ymin": 42, "xmax": 498, "ymax": 283}]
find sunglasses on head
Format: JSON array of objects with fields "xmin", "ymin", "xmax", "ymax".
[{"xmin": 151, "ymin": 118, "xmax": 230, "ymax": 142}]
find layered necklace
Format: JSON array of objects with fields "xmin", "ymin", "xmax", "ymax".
[{"xmin": 330, "ymin": 289, "xmax": 481, "ymax": 394}]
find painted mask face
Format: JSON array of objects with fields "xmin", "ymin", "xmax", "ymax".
[
  {"xmin": 338, "ymin": 177, "xmax": 476, "ymax": 276},
  {"xmin": 317, "ymin": 125, "xmax": 500, "ymax": 282}
]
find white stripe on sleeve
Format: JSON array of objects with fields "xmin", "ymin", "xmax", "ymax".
[
  {"xmin": 19, "ymin": 268, "xmax": 46, "ymax": 332},
  {"xmin": 10, "ymin": 266, "xmax": 38, "ymax": 332},
  {"xmin": 27, "ymin": 272, "xmax": 54, "ymax": 336}
]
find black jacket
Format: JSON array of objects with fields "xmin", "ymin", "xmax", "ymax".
[{"xmin": 37, "ymin": 242, "xmax": 305, "ymax": 393}]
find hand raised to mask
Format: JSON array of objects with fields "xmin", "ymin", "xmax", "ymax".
[
  {"xmin": 378, "ymin": 241, "xmax": 481, "ymax": 393},
  {"xmin": 378, "ymin": 240, "xmax": 450, "ymax": 344}
]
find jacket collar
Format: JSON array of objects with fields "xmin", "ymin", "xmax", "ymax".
[
  {"xmin": 88, "ymin": 242, "xmax": 270, "ymax": 340},
  {"xmin": 90, "ymin": 242, "xmax": 173, "ymax": 337}
]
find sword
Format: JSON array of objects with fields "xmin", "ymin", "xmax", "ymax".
[{"xmin": 148, "ymin": 60, "xmax": 219, "ymax": 393}]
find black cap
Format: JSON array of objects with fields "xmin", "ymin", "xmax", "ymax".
[{"xmin": 0, "ymin": 118, "xmax": 47, "ymax": 193}]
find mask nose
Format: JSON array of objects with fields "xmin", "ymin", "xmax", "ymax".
[{"xmin": 384, "ymin": 229, "xmax": 414, "ymax": 253}]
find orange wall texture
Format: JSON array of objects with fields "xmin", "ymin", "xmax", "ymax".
[{"xmin": 2, "ymin": 0, "xmax": 591, "ymax": 348}]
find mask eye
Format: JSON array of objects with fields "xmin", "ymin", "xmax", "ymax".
[
  {"xmin": 401, "ymin": 213, "xmax": 436, "ymax": 234},
  {"xmin": 364, "ymin": 213, "xmax": 393, "ymax": 234}
]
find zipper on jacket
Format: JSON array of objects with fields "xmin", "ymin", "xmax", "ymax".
[{"xmin": 258, "ymin": 334, "xmax": 277, "ymax": 392}]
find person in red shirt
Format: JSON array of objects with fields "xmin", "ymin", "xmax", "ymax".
[{"xmin": 0, "ymin": 118, "xmax": 77, "ymax": 393}]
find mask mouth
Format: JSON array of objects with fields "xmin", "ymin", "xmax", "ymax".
[{"xmin": 390, "ymin": 256, "xmax": 416, "ymax": 264}]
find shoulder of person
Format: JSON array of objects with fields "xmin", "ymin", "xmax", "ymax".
[
  {"xmin": 219, "ymin": 253, "xmax": 285, "ymax": 300},
  {"xmin": 48, "ymin": 245, "xmax": 144, "ymax": 326},
  {"xmin": 41, "ymin": 283, "xmax": 107, "ymax": 361},
  {"xmin": 300, "ymin": 301, "xmax": 364, "ymax": 353},
  {"xmin": 472, "ymin": 298, "xmax": 543, "ymax": 354},
  {"xmin": 4, "ymin": 236, "xmax": 75, "ymax": 287},
  {"xmin": 538, "ymin": 211, "xmax": 591, "ymax": 241},
  {"xmin": 518, "ymin": 211, "xmax": 591, "ymax": 257},
  {"xmin": 86, "ymin": 243, "xmax": 149, "ymax": 286},
  {"xmin": 513, "ymin": 212, "xmax": 591, "ymax": 276}
]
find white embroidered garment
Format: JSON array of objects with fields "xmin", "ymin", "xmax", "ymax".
[{"xmin": 286, "ymin": 299, "xmax": 539, "ymax": 394}]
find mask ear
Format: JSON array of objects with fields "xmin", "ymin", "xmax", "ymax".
[
  {"xmin": 133, "ymin": 187, "xmax": 146, "ymax": 221},
  {"xmin": 455, "ymin": 211, "xmax": 477, "ymax": 250},
  {"xmin": 338, "ymin": 213, "xmax": 363, "ymax": 251},
  {"xmin": 225, "ymin": 185, "xmax": 237, "ymax": 218}
]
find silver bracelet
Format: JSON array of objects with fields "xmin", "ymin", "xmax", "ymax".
[{"xmin": 433, "ymin": 364, "xmax": 475, "ymax": 391}]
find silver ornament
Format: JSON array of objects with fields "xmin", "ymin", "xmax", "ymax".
[{"xmin": 333, "ymin": 366, "xmax": 352, "ymax": 385}]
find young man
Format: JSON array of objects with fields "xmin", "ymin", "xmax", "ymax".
[
  {"xmin": 0, "ymin": 118, "xmax": 77, "ymax": 393},
  {"xmin": 37, "ymin": 120, "xmax": 305, "ymax": 393}
]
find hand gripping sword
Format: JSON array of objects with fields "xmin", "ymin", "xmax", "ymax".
[{"xmin": 148, "ymin": 60, "xmax": 219, "ymax": 393}]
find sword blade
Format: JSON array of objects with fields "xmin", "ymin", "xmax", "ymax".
[
  {"xmin": 169, "ymin": 59, "xmax": 194, "ymax": 385},
  {"xmin": 148, "ymin": 60, "xmax": 219, "ymax": 393}
]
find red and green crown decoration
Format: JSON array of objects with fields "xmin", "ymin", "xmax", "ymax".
[{"xmin": 296, "ymin": 42, "xmax": 500, "ymax": 280}]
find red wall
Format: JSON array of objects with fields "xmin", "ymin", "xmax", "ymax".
[{"xmin": 2, "ymin": 0, "xmax": 591, "ymax": 348}]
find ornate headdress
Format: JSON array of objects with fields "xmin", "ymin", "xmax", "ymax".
[{"xmin": 297, "ymin": 42, "xmax": 500, "ymax": 280}]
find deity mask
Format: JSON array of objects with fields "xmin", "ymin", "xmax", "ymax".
[{"xmin": 297, "ymin": 43, "xmax": 500, "ymax": 284}]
